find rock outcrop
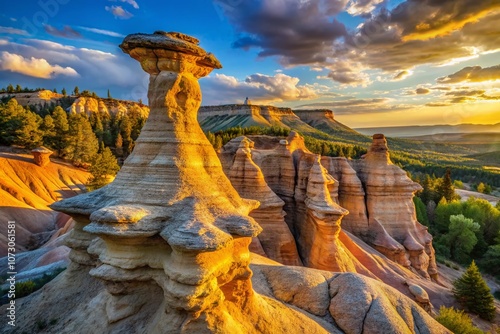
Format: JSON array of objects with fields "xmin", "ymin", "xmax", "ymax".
[
  {"xmin": 32, "ymin": 146, "xmax": 53, "ymax": 167},
  {"xmin": 220, "ymin": 132, "xmax": 438, "ymax": 281},
  {"xmin": 68, "ymin": 97, "xmax": 149, "ymax": 118},
  {"xmin": 352, "ymin": 134, "xmax": 437, "ymax": 279},
  {"xmin": 228, "ymin": 138, "xmax": 302, "ymax": 266},
  {"xmin": 3, "ymin": 31, "xmax": 449, "ymax": 334}
]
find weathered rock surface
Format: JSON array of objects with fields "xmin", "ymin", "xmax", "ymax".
[
  {"xmin": 68, "ymin": 96, "xmax": 149, "ymax": 118},
  {"xmin": 31, "ymin": 146, "xmax": 53, "ymax": 167},
  {"xmin": 228, "ymin": 138, "xmax": 302, "ymax": 265},
  {"xmin": 352, "ymin": 134, "xmax": 437, "ymax": 279},
  {"xmin": 221, "ymin": 132, "xmax": 438, "ymax": 280},
  {"xmin": 1, "ymin": 31, "xmax": 450, "ymax": 334}
]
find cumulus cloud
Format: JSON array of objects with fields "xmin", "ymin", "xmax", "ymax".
[
  {"xmin": 105, "ymin": 5, "xmax": 133, "ymax": 19},
  {"xmin": 220, "ymin": 0, "xmax": 500, "ymax": 86},
  {"xmin": 0, "ymin": 51, "xmax": 79, "ymax": 79},
  {"xmin": 321, "ymin": 60, "xmax": 371, "ymax": 86},
  {"xmin": 79, "ymin": 26, "xmax": 125, "ymax": 38},
  {"xmin": 226, "ymin": 0, "xmax": 346, "ymax": 66},
  {"xmin": 416, "ymin": 88, "xmax": 430, "ymax": 95},
  {"xmin": 393, "ymin": 70, "xmax": 413, "ymax": 81},
  {"xmin": 44, "ymin": 25, "xmax": 82, "ymax": 39},
  {"xmin": 0, "ymin": 39, "xmax": 146, "ymax": 97},
  {"xmin": 0, "ymin": 26, "xmax": 28, "ymax": 36},
  {"xmin": 347, "ymin": 0, "xmax": 385, "ymax": 16},
  {"xmin": 201, "ymin": 73, "xmax": 318, "ymax": 105},
  {"xmin": 437, "ymin": 65, "xmax": 500, "ymax": 84}
]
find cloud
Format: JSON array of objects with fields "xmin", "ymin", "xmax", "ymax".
[
  {"xmin": 44, "ymin": 25, "xmax": 82, "ymax": 39},
  {"xmin": 295, "ymin": 98, "xmax": 412, "ymax": 114},
  {"xmin": 416, "ymin": 88, "xmax": 430, "ymax": 95},
  {"xmin": 79, "ymin": 27, "xmax": 125, "ymax": 38},
  {"xmin": 226, "ymin": 0, "xmax": 346, "ymax": 66},
  {"xmin": 0, "ymin": 38, "xmax": 146, "ymax": 96},
  {"xmin": 393, "ymin": 70, "xmax": 412, "ymax": 81},
  {"xmin": 347, "ymin": 0, "xmax": 385, "ymax": 16},
  {"xmin": 0, "ymin": 26, "xmax": 28, "ymax": 36},
  {"xmin": 110, "ymin": 0, "xmax": 139, "ymax": 9},
  {"xmin": 201, "ymin": 73, "xmax": 318, "ymax": 105},
  {"xmin": 437, "ymin": 65, "xmax": 500, "ymax": 84},
  {"xmin": 105, "ymin": 5, "xmax": 133, "ymax": 19},
  {"xmin": 0, "ymin": 51, "xmax": 79, "ymax": 79},
  {"xmin": 445, "ymin": 89, "xmax": 485, "ymax": 97},
  {"xmin": 321, "ymin": 60, "xmax": 371, "ymax": 86},
  {"xmin": 425, "ymin": 102, "xmax": 451, "ymax": 107}
]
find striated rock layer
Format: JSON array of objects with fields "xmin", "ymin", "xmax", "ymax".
[
  {"xmin": 220, "ymin": 132, "xmax": 438, "ymax": 281},
  {"xmin": 228, "ymin": 138, "xmax": 302, "ymax": 266},
  {"xmin": 4, "ymin": 31, "xmax": 448, "ymax": 334}
]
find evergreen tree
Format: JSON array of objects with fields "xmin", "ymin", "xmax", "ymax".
[
  {"xmin": 41, "ymin": 115, "xmax": 56, "ymax": 147},
  {"xmin": 11, "ymin": 106, "xmax": 43, "ymax": 149},
  {"xmin": 87, "ymin": 147, "xmax": 120, "ymax": 190},
  {"xmin": 444, "ymin": 215, "xmax": 479, "ymax": 263},
  {"xmin": 62, "ymin": 88, "xmax": 67, "ymax": 96},
  {"xmin": 437, "ymin": 168, "xmax": 455, "ymax": 202},
  {"xmin": 119, "ymin": 115, "xmax": 133, "ymax": 156},
  {"xmin": 15, "ymin": 84, "xmax": 22, "ymax": 93},
  {"xmin": 51, "ymin": 106, "xmax": 69, "ymax": 154},
  {"xmin": 64, "ymin": 113, "xmax": 98, "ymax": 166},
  {"xmin": 73, "ymin": 86, "xmax": 80, "ymax": 96},
  {"xmin": 452, "ymin": 261, "xmax": 496, "ymax": 321},
  {"xmin": 107, "ymin": 89, "xmax": 112, "ymax": 99},
  {"xmin": 6, "ymin": 84, "xmax": 14, "ymax": 93},
  {"xmin": 53, "ymin": 88, "xmax": 57, "ymax": 94},
  {"xmin": 413, "ymin": 196, "xmax": 429, "ymax": 226}
]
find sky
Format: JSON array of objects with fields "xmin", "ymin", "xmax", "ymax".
[{"xmin": 0, "ymin": 0, "xmax": 499, "ymax": 128}]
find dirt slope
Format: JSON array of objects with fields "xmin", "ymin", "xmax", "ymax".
[{"xmin": 0, "ymin": 149, "xmax": 89, "ymax": 255}]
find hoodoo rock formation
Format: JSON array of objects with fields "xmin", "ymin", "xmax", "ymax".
[
  {"xmin": 352, "ymin": 134, "xmax": 437, "ymax": 279},
  {"xmin": 3, "ymin": 32, "xmax": 449, "ymax": 334},
  {"xmin": 228, "ymin": 138, "xmax": 302, "ymax": 266},
  {"xmin": 31, "ymin": 146, "xmax": 53, "ymax": 167},
  {"xmin": 221, "ymin": 132, "xmax": 438, "ymax": 281}
]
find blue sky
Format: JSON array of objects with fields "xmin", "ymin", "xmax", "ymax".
[{"xmin": 0, "ymin": 0, "xmax": 499, "ymax": 127}]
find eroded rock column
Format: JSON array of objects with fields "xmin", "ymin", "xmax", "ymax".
[{"xmin": 52, "ymin": 31, "xmax": 264, "ymax": 332}]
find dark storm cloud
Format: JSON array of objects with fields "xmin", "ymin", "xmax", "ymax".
[{"xmin": 226, "ymin": 0, "xmax": 347, "ymax": 65}]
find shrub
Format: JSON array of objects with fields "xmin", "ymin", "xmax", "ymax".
[
  {"xmin": 435, "ymin": 306, "xmax": 484, "ymax": 334},
  {"xmin": 15, "ymin": 280, "xmax": 36, "ymax": 298}
]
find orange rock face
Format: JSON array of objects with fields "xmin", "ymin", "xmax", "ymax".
[
  {"xmin": 221, "ymin": 132, "xmax": 438, "ymax": 280},
  {"xmin": 32, "ymin": 146, "xmax": 53, "ymax": 167}
]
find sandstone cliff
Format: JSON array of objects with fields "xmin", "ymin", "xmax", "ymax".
[
  {"xmin": 68, "ymin": 97, "xmax": 149, "ymax": 118},
  {"xmin": 1, "ymin": 31, "xmax": 449, "ymax": 334}
]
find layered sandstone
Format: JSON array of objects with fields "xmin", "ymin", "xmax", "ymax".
[
  {"xmin": 32, "ymin": 146, "xmax": 53, "ymax": 167},
  {"xmin": 352, "ymin": 134, "xmax": 437, "ymax": 278},
  {"xmin": 68, "ymin": 97, "xmax": 149, "ymax": 118},
  {"xmin": 220, "ymin": 132, "xmax": 438, "ymax": 280},
  {"xmin": 228, "ymin": 138, "xmax": 302, "ymax": 266},
  {"xmin": 4, "ymin": 32, "xmax": 449, "ymax": 334}
]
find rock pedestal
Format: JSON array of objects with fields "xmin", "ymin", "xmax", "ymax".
[
  {"xmin": 354, "ymin": 134, "xmax": 437, "ymax": 278},
  {"xmin": 52, "ymin": 31, "xmax": 265, "ymax": 331},
  {"xmin": 32, "ymin": 146, "xmax": 53, "ymax": 167}
]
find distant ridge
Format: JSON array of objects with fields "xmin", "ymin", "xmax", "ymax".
[
  {"xmin": 356, "ymin": 123, "xmax": 500, "ymax": 137},
  {"xmin": 198, "ymin": 104, "xmax": 370, "ymax": 145}
]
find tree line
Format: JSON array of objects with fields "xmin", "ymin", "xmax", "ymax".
[{"xmin": 0, "ymin": 98, "xmax": 146, "ymax": 189}]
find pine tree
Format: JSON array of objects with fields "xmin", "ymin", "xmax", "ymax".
[
  {"xmin": 64, "ymin": 113, "xmax": 98, "ymax": 166},
  {"xmin": 87, "ymin": 147, "xmax": 120, "ymax": 190},
  {"xmin": 6, "ymin": 84, "xmax": 14, "ymax": 93},
  {"xmin": 452, "ymin": 261, "xmax": 496, "ymax": 321},
  {"xmin": 73, "ymin": 86, "xmax": 80, "ymax": 96},
  {"xmin": 107, "ymin": 89, "xmax": 112, "ymax": 99},
  {"xmin": 15, "ymin": 84, "xmax": 22, "ymax": 93},
  {"xmin": 437, "ymin": 168, "xmax": 455, "ymax": 202},
  {"xmin": 62, "ymin": 88, "xmax": 67, "ymax": 96}
]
